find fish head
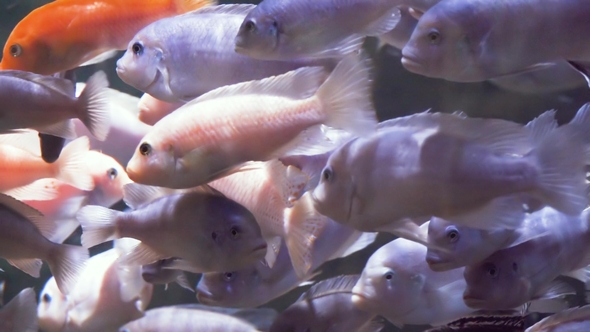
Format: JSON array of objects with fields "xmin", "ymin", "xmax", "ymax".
[
  {"xmin": 117, "ymin": 35, "xmax": 167, "ymax": 98},
  {"xmin": 462, "ymin": 255, "xmax": 526, "ymax": 310},
  {"xmin": 86, "ymin": 151, "xmax": 132, "ymax": 207},
  {"xmin": 235, "ymin": 6, "xmax": 280, "ymax": 59},
  {"xmin": 37, "ymin": 277, "xmax": 69, "ymax": 332},
  {"xmin": 1, "ymin": 31, "xmax": 53, "ymax": 74},
  {"xmin": 126, "ymin": 135, "xmax": 177, "ymax": 187},
  {"xmin": 426, "ymin": 218, "xmax": 484, "ymax": 271},
  {"xmin": 205, "ymin": 195, "xmax": 268, "ymax": 270},
  {"xmin": 196, "ymin": 266, "xmax": 263, "ymax": 307},
  {"xmin": 311, "ymin": 139, "xmax": 359, "ymax": 225},
  {"xmin": 352, "ymin": 242, "xmax": 425, "ymax": 316},
  {"xmin": 402, "ymin": 4, "xmax": 478, "ymax": 81}
]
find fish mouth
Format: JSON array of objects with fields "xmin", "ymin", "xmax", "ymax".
[
  {"xmin": 253, "ymin": 243, "xmax": 268, "ymax": 254},
  {"xmin": 400, "ymin": 50, "xmax": 424, "ymax": 73},
  {"xmin": 462, "ymin": 295, "xmax": 487, "ymax": 308},
  {"xmin": 196, "ymin": 288, "xmax": 219, "ymax": 305},
  {"xmin": 425, "ymin": 254, "xmax": 452, "ymax": 271}
]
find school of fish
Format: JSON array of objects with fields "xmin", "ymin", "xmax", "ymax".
[{"xmin": 2, "ymin": 0, "xmax": 590, "ymax": 331}]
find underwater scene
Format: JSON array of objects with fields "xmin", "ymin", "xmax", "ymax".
[{"xmin": 2, "ymin": 0, "xmax": 590, "ymax": 331}]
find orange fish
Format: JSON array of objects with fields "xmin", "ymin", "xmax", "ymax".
[{"xmin": 0, "ymin": 0, "xmax": 214, "ymax": 75}]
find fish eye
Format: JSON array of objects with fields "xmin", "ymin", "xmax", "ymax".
[
  {"xmin": 230, "ymin": 227, "xmax": 240, "ymax": 239},
  {"xmin": 42, "ymin": 293, "xmax": 52, "ymax": 303},
  {"xmin": 244, "ymin": 20, "xmax": 256, "ymax": 33},
  {"xmin": 384, "ymin": 271, "xmax": 394, "ymax": 280},
  {"xmin": 427, "ymin": 30, "xmax": 441, "ymax": 44},
  {"xmin": 445, "ymin": 227, "xmax": 460, "ymax": 243},
  {"xmin": 106, "ymin": 167, "xmax": 118, "ymax": 180},
  {"xmin": 211, "ymin": 232, "xmax": 218, "ymax": 241},
  {"xmin": 132, "ymin": 42, "xmax": 144, "ymax": 56},
  {"xmin": 139, "ymin": 143, "xmax": 152, "ymax": 156},
  {"xmin": 484, "ymin": 263, "xmax": 499, "ymax": 278},
  {"xmin": 322, "ymin": 167, "xmax": 333, "ymax": 182},
  {"xmin": 9, "ymin": 44, "xmax": 22, "ymax": 57},
  {"xmin": 223, "ymin": 272, "xmax": 235, "ymax": 281}
]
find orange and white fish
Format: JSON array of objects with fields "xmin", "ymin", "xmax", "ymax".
[
  {"xmin": 0, "ymin": 0, "xmax": 214, "ymax": 75},
  {"xmin": 127, "ymin": 54, "xmax": 376, "ymax": 189}
]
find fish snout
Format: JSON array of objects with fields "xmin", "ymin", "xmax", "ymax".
[
  {"xmin": 400, "ymin": 48, "xmax": 424, "ymax": 74},
  {"xmin": 196, "ymin": 288, "xmax": 218, "ymax": 305},
  {"xmin": 425, "ymin": 252, "xmax": 449, "ymax": 271}
]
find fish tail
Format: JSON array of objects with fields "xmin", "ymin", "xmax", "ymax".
[
  {"xmin": 55, "ymin": 136, "xmax": 94, "ymax": 191},
  {"xmin": 283, "ymin": 194, "xmax": 327, "ymax": 279},
  {"xmin": 316, "ymin": 53, "xmax": 377, "ymax": 136},
  {"xmin": 533, "ymin": 126, "xmax": 588, "ymax": 215},
  {"xmin": 77, "ymin": 71, "xmax": 110, "ymax": 141},
  {"xmin": 174, "ymin": 0, "xmax": 216, "ymax": 13},
  {"xmin": 47, "ymin": 244, "xmax": 89, "ymax": 295},
  {"xmin": 76, "ymin": 205, "xmax": 121, "ymax": 248}
]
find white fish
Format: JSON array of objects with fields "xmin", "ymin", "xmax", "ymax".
[{"xmin": 0, "ymin": 288, "xmax": 38, "ymax": 332}]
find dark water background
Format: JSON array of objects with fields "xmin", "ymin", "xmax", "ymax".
[{"xmin": 2, "ymin": 0, "xmax": 590, "ymax": 331}]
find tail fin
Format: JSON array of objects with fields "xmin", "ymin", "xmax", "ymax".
[
  {"xmin": 316, "ymin": 53, "xmax": 377, "ymax": 136},
  {"xmin": 175, "ymin": 0, "xmax": 216, "ymax": 13},
  {"xmin": 55, "ymin": 136, "xmax": 93, "ymax": 191},
  {"xmin": 76, "ymin": 205, "xmax": 121, "ymax": 248},
  {"xmin": 283, "ymin": 193, "xmax": 328, "ymax": 279},
  {"xmin": 533, "ymin": 127, "xmax": 588, "ymax": 215},
  {"xmin": 46, "ymin": 244, "xmax": 88, "ymax": 295},
  {"xmin": 1, "ymin": 288, "xmax": 38, "ymax": 332},
  {"xmin": 77, "ymin": 71, "xmax": 110, "ymax": 141}
]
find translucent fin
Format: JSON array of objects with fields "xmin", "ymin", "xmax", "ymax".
[
  {"xmin": 316, "ymin": 53, "xmax": 377, "ymax": 136},
  {"xmin": 77, "ymin": 71, "xmax": 110, "ymax": 141},
  {"xmin": 175, "ymin": 272, "xmax": 195, "ymax": 292},
  {"xmin": 187, "ymin": 66, "xmax": 326, "ymax": 105},
  {"xmin": 118, "ymin": 242, "xmax": 165, "ymax": 267},
  {"xmin": 339, "ymin": 232, "xmax": 378, "ymax": 258},
  {"xmin": 448, "ymin": 195, "xmax": 526, "ymax": 230},
  {"xmin": 266, "ymin": 159, "xmax": 309, "ymax": 207},
  {"xmin": 115, "ymin": 263, "xmax": 145, "ymax": 302},
  {"xmin": 310, "ymin": 34, "xmax": 365, "ymax": 58},
  {"xmin": 76, "ymin": 205, "xmax": 120, "ymax": 248},
  {"xmin": 4, "ymin": 178, "xmax": 60, "ymax": 201},
  {"xmin": 532, "ymin": 279, "xmax": 576, "ymax": 301},
  {"xmin": 37, "ymin": 120, "xmax": 77, "ymax": 139},
  {"xmin": 264, "ymin": 236, "xmax": 282, "ymax": 268},
  {"xmin": 175, "ymin": 0, "xmax": 217, "ymax": 12},
  {"xmin": 160, "ymin": 258, "xmax": 205, "ymax": 273},
  {"xmin": 6, "ymin": 259, "xmax": 42, "ymax": 278},
  {"xmin": 78, "ymin": 50, "xmax": 118, "ymax": 67},
  {"xmin": 0, "ymin": 288, "xmax": 38, "ymax": 332},
  {"xmin": 363, "ymin": 7, "xmax": 401, "ymax": 36},
  {"xmin": 300, "ymin": 275, "xmax": 360, "ymax": 301},
  {"xmin": 526, "ymin": 304, "xmax": 590, "ymax": 332},
  {"xmin": 0, "ymin": 130, "xmax": 40, "ymax": 155},
  {"xmin": 284, "ymin": 194, "xmax": 328, "ymax": 279},
  {"xmin": 525, "ymin": 110, "xmax": 557, "ymax": 142},
  {"xmin": 123, "ymin": 183, "xmax": 179, "ymax": 210},
  {"xmin": 189, "ymin": 3, "xmax": 254, "ymax": 16},
  {"xmin": 55, "ymin": 136, "xmax": 94, "ymax": 191},
  {"xmin": 47, "ymin": 244, "xmax": 89, "ymax": 295},
  {"xmin": 0, "ymin": 70, "xmax": 74, "ymax": 96}
]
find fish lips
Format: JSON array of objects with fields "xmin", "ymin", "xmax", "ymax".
[
  {"xmin": 425, "ymin": 252, "xmax": 453, "ymax": 271},
  {"xmin": 462, "ymin": 294, "xmax": 488, "ymax": 309},
  {"xmin": 400, "ymin": 48, "xmax": 425, "ymax": 74},
  {"xmin": 196, "ymin": 288, "xmax": 220, "ymax": 305}
]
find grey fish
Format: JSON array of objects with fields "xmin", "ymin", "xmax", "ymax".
[
  {"xmin": 270, "ymin": 275, "xmax": 382, "ymax": 332},
  {"xmin": 0, "ymin": 193, "xmax": 88, "ymax": 295},
  {"xmin": 402, "ymin": 0, "xmax": 590, "ymax": 83},
  {"xmin": 117, "ymin": 4, "xmax": 337, "ymax": 103},
  {"xmin": 76, "ymin": 184, "xmax": 268, "ymax": 273},
  {"xmin": 235, "ymin": 0, "xmax": 400, "ymax": 60},
  {"xmin": 0, "ymin": 288, "xmax": 37, "ymax": 332},
  {"xmin": 141, "ymin": 259, "xmax": 193, "ymax": 292},
  {"xmin": 0, "ymin": 70, "xmax": 110, "ymax": 140}
]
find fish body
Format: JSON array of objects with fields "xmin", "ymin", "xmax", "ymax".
[
  {"xmin": 0, "ymin": 70, "xmax": 110, "ymax": 140},
  {"xmin": 126, "ymin": 54, "xmax": 376, "ymax": 189},
  {"xmin": 117, "ymin": 4, "xmax": 337, "ymax": 103},
  {"xmin": 463, "ymin": 208, "xmax": 590, "ymax": 310},
  {"xmin": 401, "ymin": 0, "xmax": 590, "ymax": 82},
  {"xmin": 1, "ymin": 0, "xmax": 213, "ymax": 74},
  {"xmin": 76, "ymin": 190, "xmax": 268, "ymax": 273},
  {"xmin": 141, "ymin": 259, "xmax": 193, "ymax": 291},
  {"xmin": 352, "ymin": 237, "xmax": 474, "ymax": 326},
  {"xmin": 0, "ymin": 288, "xmax": 38, "ymax": 332},
  {"xmin": 270, "ymin": 275, "xmax": 379, "ymax": 332},
  {"xmin": 120, "ymin": 306, "xmax": 260, "ymax": 332},
  {"xmin": 235, "ymin": 0, "xmax": 400, "ymax": 60},
  {"xmin": 0, "ymin": 194, "xmax": 88, "ymax": 295},
  {"xmin": 197, "ymin": 218, "xmax": 376, "ymax": 308},
  {"xmin": 311, "ymin": 112, "xmax": 587, "ymax": 237},
  {"xmin": 37, "ymin": 241, "xmax": 153, "ymax": 332}
]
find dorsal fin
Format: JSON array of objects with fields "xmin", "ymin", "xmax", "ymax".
[
  {"xmin": 526, "ymin": 305, "xmax": 590, "ymax": 331},
  {"xmin": 0, "ymin": 70, "xmax": 75, "ymax": 97},
  {"xmin": 298, "ymin": 275, "xmax": 360, "ymax": 301},
  {"xmin": 189, "ymin": 3, "xmax": 255, "ymax": 16},
  {"xmin": 182, "ymin": 66, "xmax": 326, "ymax": 108}
]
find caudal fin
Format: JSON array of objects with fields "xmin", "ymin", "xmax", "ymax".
[
  {"xmin": 55, "ymin": 136, "xmax": 93, "ymax": 191},
  {"xmin": 76, "ymin": 205, "xmax": 121, "ymax": 248},
  {"xmin": 77, "ymin": 71, "xmax": 110, "ymax": 141},
  {"xmin": 316, "ymin": 54, "xmax": 377, "ymax": 136},
  {"xmin": 534, "ymin": 127, "xmax": 588, "ymax": 215},
  {"xmin": 46, "ymin": 244, "xmax": 88, "ymax": 295}
]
